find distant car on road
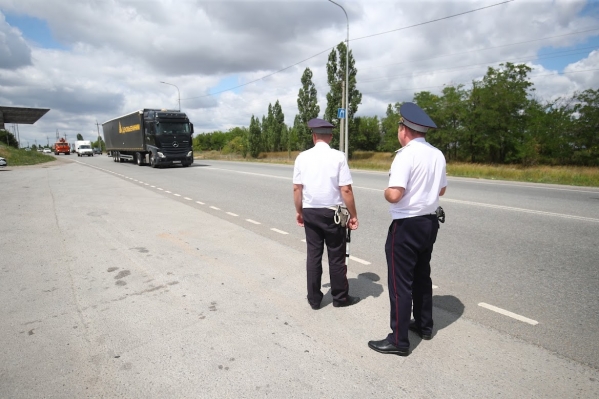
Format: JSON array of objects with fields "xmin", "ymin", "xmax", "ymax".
[
  {"xmin": 93, "ymin": 147, "xmax": 102, "ymax": 155},
  {"xmin": 0, "ymin": 157, "xmax": 6, "ymax": 167},
  {"xmin": 43, "ymin": 148, "xmax": 52, "ymax": 154}
]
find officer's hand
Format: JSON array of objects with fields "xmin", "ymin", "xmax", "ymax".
[
  {"xmin": 296, "ymin": 212, "xmax": 304, "ymax": 227},
  {"xmin": 348, "ymin": 217, "xmax": 359, "ymax": 230}
]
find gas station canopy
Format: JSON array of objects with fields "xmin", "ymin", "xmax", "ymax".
[{"xmin": 0, "ymin": 106, "xmax": 50, "ymax": 130}]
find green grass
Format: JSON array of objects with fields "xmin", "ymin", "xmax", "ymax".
[
  {"xmin": 0, "ymin": 144, "xmax": 56, "ymax": 166},
  {"xmin": 196, "ymin": 150, "xmax": 599, "ymax": 187}
]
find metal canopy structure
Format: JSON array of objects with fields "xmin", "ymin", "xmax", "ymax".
[{"xmin": 0, "ymin": 106, "xmax": 50, "ymax": 130}]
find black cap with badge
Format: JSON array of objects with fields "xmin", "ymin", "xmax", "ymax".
[
  {"xmin": 307, "ymin": 118, "xmax": 334, "ymax": 134},
  {"xmin": 399, "ymin": 102, "xmax": 437, "ymax": 133}
]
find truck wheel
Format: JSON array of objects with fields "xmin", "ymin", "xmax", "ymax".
[
  {"xmin": 149, "ymin": 152, "xmax": 158, "ymax": 168},
  {"xmin": 136, "ymin": 152, "xmax": 143, "ymax": 166}
]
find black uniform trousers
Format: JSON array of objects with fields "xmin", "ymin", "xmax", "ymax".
[
  {"xmin": 303, "ymin": 208, "xmax": 349, "ymax": 307},
  {"xmin": 385, "ymin": 214, "xmax": 439, "ymax": 349}
]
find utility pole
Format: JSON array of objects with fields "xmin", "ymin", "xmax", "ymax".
[
  {"xmin": 339, "ymin": 81, "xmax": 345, "ymax": 152},
  {"xmin": 96, "ymin": 120, "xmax": 102, "ymax": 152}
]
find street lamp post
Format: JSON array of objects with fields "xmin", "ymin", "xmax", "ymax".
[
  {"xmin": 328, "ymin": 0, "xmax": 349, "ymax": 158},
  {"xmin": 160, "ymin": 81, "xmax": 181, "ymax": 112}
]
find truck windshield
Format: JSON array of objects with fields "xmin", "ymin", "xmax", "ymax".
[
  {"xmin": 80, "ymin": 145, "xmax": 91, "ymax": 149},
  {"xmin": 156, "ymin": 123, "xmax": 191, "ymax": 135}
]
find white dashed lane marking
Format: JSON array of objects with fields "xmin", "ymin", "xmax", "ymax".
[
  {"xmin": 226, "ymin": 212, "xmax": 238, "ymax": 217},
  {"xmin": 210, "ymin": 206, "xmax": 220, "ymax": 210},
  {"xmin": 184, "ymin": 197, "xmax": 192, "ymax": 201},
  {"xmin": 174, "ymin": 194, "xmax": 181, "ymax": 197},
  {"xmin": 157, "ymin": 188, "xmax": 163, "ymax": 191},
  {"xmin": 246, "ymin": 219, "xmax": 261, "ymax": 225},
  {"xmin": 196, "ymin": 201, "xmax": 205, "ymax": 205},
  {"xmin": 271, "ymin": 228, "xmax": 289, "ymax": 235},
  {"xmin": 478, "ymin": 302, "xmax": 539, "ymax": 325},
  {"xmin": 348, "ymin": 256, "xmax": 370, "ymax": 265}
]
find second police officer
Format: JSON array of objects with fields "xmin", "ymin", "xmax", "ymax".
[{"xmin": 368, "ymin": 102, "xmax": 447, "ymax": 356}]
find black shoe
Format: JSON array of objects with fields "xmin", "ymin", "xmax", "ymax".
[
  {"xmin": 409, "ymin": 319, "xmax": 432, "ymax": 340},
  {"xmin": 333, "ymin": 295, "xmax": 361, "ymax": 308},
  {"xmin": 368, "ymin": 339, "xmax": 409, "ymax": 356}
]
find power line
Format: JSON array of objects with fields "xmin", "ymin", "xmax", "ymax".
[
  {"xmin": 351, "ymin": 0, "xmax": 515, "ymax": 42},
  {"xmin": 358, "ymin": 46, "xmax": 599, "ymax": 85},
  {"xmin": 357, "ymin": 27, "xmax": 599, "ymax": 73},
  {"xmin": 181, "ymin": 0, "xmax": 515, "ymax": 101}
]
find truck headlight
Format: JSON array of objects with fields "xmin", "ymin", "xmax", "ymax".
[
  {"xmin": 157, "ymin": 152, "xmax": 166, "ymax": 158},
  {"xmin": 187, "ymin": 151, "xmax": 193, "ymax": 157}
]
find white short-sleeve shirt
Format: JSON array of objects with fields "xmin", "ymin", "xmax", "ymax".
[
  {"xmin": 293, "ymin": 142, "xmax": 353, "ymax": 208},
  {"xmin": 388, "ymin": 137, "xmax": 447, "ymax": 219}
]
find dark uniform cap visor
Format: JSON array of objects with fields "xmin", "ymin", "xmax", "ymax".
[
  {"xmin": 307, "ymin": 118, "xmax": 334, "ymax": 134},
  {"xmin": 399, "ymin": 102, "xmax": 437, "ymax": 133}
]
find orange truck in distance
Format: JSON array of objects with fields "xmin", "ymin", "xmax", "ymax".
[{"xmin": 54, "ymin": 138, "xmax": 71, "ymax": 155}]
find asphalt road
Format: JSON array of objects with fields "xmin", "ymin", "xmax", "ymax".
[
  {"xmin": 1, "ymin": 155, "xmax": 598, "ymax": 398},
  {"xmin": 72, "ymin": 155, "xmax": 599, "ymax": 368}
]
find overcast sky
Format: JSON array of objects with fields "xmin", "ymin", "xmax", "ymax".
[{"xmin": 0, "ymin": 0, "xmax": 598, "ymax": 146}]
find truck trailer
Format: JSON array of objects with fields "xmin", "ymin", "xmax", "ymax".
[{"xmin": 102, "ymin": 109, "xmax": 194, "ymax": 168}]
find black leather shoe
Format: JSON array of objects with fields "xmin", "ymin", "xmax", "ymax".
[
  {"xmin": 368, "ymin": 339, "xmax": 409, "ymax": 356},
  {"xmin": 333, "ymin": 295, "xmax": 361, "ymax": 308},
  {"xmin": 409, "ymin": 319, "xmax": 432, "ymax": 340}
]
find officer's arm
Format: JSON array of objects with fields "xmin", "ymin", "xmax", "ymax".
[
  {"xmin": 340, "ymin": 184, "xmax": 359, "ymax": 230},
  {"xmin": 439, "ymin": 186, "xmax": 446, "ymax": 196},
  {"xmin": 385, "ymin": 186, "xmax": 405, "ymax": 203},
  {"xmin": 340, "ymin": 184, "xmax": 358, "ymax": 219},
  {"xmin": 293, "ymin": 184, "xmax": 303, "ymax": 214}
]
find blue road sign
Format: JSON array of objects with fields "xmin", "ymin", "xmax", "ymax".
[{"xmin": 337, "ymin": 108, "xmax": 346, "ymax": 119}]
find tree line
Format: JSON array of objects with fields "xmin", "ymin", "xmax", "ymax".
[{"xmin": 195, "ymin": 42, "xmax": 598, "ymax": 166}]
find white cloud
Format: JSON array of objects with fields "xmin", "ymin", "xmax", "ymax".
[{"xmin": 0, "ymin": 0, "xmax": 597, "ymax": 145}]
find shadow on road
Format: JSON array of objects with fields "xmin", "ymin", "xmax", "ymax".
[{"xmin": 321, "ymin": 272, "xmax": 384, "ymax": 308}]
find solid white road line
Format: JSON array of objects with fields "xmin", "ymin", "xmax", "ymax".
[
  {"xmin": 271, "ymin": 228, "xmax": 289, "ymax": 235},
  {"xmin": 246, "ymin": 219, "xmax": 261, "ymax": 225},
  {"xmin": 478, "ymin": 302, "xmax": 539, "ymax": 325},
  {"xmin": 442, "ymin": 198, "xmax": 599, "ymax": 223},
  {"xmin": 210, "ymin": 206, "xmax": 220, "ymax": 210},
  {"xmin": 226, "ymin": 212, "xmax": 238, "ymax": 217}
]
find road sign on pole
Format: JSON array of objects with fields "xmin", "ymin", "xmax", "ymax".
[{"xmin": 337, "ymin": 108, "xmax": 346, "ymax": 119}]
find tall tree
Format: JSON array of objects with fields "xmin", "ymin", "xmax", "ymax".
[
  {"xmin": 296, "ymin": 67, "xmax": 320, "ymax": 150},
  {"xmin": 248, "ymin": 115, "xmax": 262, "ymax": 158},
  {"xmin": 0, "ymin": 129, "xmax": 18, "ymax": 148},
  {"xmin": 380, "ymin": 103, "xmax": 402, "ymax": 152},
  {"xmin": 272, "ymin": 100, "xmax": 285, "ymax": 152},
  {"xmin": 353, "ymin": 116, "xmax": 381, "ymax": 151},
  {"xmin": 466, "ymin": 63, "xmax": 533, "ymax": 163},
  {"xmin": 572, "ymin": 88, "xmax": 599, "ymax": 165},
  {"xmin": 324, "ymin": 42, "xmax": 362, "ymax": 152},
  {"xmin": 76, "ymin": 133, "xmax": 84, "ymax": 140}
]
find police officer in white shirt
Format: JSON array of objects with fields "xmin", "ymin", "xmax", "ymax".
[
  {"xmin": 293, "ymin": 118, "xmax": 360, "ymax": 310},
  {"xmin": 368, "ymin": 102, "xmax": 447, "ymax": 356}
]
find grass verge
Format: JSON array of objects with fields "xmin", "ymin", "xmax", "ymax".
[
  {"xmin": 0, "ymin": 145, "xmax": 56, "ymax": 166},
  {"xmin": 195, "ymin": 150, "xmax": 599, "ymax": 187}
]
